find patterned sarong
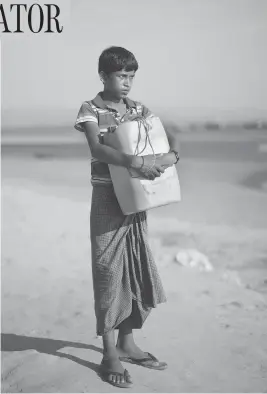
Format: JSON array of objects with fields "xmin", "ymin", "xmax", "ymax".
[{"xmin": 90, "ymin": 184, "xmax": 166, "ymax": 336}]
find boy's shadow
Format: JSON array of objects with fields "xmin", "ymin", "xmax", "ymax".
[{"xmin": 1, "ymin": 333, "xmax": 103, "ymax": 375}]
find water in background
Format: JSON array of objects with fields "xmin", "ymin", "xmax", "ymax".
[{"xmin": 2, "ymin": 124, "xmax": 267, "ymax": 163}]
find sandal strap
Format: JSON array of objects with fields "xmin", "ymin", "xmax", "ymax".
[
  {"xmin": 133, "ymin": 352, "xmax": 159, "ymax": 363},
  {"xmin": 146, "ymin": 352, "xmax": 158, "ymax": 362},
  {"xmin": 119, "ymin": 352, "xmax": 160, "ymax": 363}
]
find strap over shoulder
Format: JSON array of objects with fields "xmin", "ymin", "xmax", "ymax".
[{"xmin": 135, "ymin": 101, "xmax": 143, "ymax": 115}]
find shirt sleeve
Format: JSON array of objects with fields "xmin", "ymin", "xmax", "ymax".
[
  {"xmin": 74, "ymin": 101, "xmax": 98, "ymax": 132},
  {"xmin": 141, "ymin": 103, "xmax": 154, "ymax": 118}
]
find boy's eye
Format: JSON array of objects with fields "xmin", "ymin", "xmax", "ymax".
[{"xmin": 119, "ymin": 75, "xmax": 134, "ymax": 80}]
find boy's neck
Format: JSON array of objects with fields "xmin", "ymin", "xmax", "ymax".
[{"xmin": 101, "ymin": 90, "xmax": 123, "ymax": 104}]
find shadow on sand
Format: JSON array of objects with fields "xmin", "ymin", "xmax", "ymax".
[{"xmin": 1, "ymin": 333, "xmax": 103, "ymax": 376}]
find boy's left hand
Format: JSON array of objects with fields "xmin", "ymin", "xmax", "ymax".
[{"xmin": 156, "ymin": 153, "xmax": 176, "ymax": 168}]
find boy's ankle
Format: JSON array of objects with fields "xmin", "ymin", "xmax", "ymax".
[{"xmin": 103, "ymin": 348, "xmax": 119, "ymax": 359}]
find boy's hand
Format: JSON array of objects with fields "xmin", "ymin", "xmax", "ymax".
[
  {"xmin": 131, "ymin": 154, "xmax": 165, "ymax": 180},
  {"xmin": 141, "ymin": 155, "xmax": 166, "ymax": 180},
  {"xmin": 134, "ymin": 165, "xmax": 164, "ymax": 180},
  {"xmin": 156, "ymin": 152, "xmax": 176, "ymax": 168}
]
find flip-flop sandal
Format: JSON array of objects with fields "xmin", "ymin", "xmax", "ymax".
[
  {"xmin": 100, "ymin": 362, "xmax": 133, "ymax": 389},
  {"xmin": 120, "ymin": 352, "xmax": 167, "ymax": 370}
]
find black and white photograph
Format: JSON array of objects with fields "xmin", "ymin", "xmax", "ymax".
[{"xmin": 1, "ymin": 0, "xmax": 267, "ymax": 392}]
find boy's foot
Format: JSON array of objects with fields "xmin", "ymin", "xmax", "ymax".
[
  {"xmin": 116, "ymin": 342, "xmax": 147, "ymax": 360},
  {"xmin": 116, "ymin": 343, "xmax": 167, "ymax": 370},
  {"xmin": 100, "ymin": 354, "xmax": 133, "ymax": 387}
]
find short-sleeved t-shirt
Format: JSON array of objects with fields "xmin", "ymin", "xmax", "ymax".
[{"xmin": 74, "ymin": 91, "xmax": 153, "ymax": 186}]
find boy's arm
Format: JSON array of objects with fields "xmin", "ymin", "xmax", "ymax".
[
  {"xmin": 165, "ymin": 126, "xmax": 180, "ymax": 152},
  {"xmin": 158, "ymin": 130, "xmax": 180, "ymax": 167},
  {"xmin": 83, "ymin": 122, "xmax": 135, "ymax": 167},
  {"xmin": 83, "ymin": 122, "xmax": 165, "ymax": 178},
  {"xmin": 142, "ymin": 104, "xmax": 153, "ymax": 119},
  {"xmin": 75, "ymin": 102, "xmax": 142, "ymax": 168},
  {"xmin": 160, "ymin": 126, "xmax": 180, "ymax": 166},
  {"xmin": 141, "ymin": 103, "xmax": 179, "ymax": 165}
]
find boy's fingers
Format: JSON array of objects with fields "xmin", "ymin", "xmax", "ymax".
[
  {"xmin": 148, "ymin": 169, "xmax": 158, "ymax": 179},
  {"xmin": 154, "ymin": 165, "xmax": 165, "ymax": 173},
  {"xmin": 152, "ymin": 170, "xmax": 161, "ymax": 177}
]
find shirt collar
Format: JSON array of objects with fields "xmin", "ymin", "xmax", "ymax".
[{"xmin": 92, "ymin": 92, "xmax": 136, "ymax": 110}]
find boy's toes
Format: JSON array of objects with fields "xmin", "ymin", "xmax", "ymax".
[
  {"xmin": 108, "ymin": 374, "xmax": 115, "ymax": 383},
  {"xmin": 125, "ymin": 370, "xmax": 132, "ymax": 383},
  {"xmin": 104, "ymin": 369, "xmax": 132, "ymax": 387},
  {"xmin": 107, "ymin": 372, "xmax": 127, "ymax": 385},
  {"xmin": 118, "ymin": 374, "xmax": 126, "ymax": 384},
  {"xmin": 119, "ymin": 375, "xmax": 125, "ymax": 384}
]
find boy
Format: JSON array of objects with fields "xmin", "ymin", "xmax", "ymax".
[{"xmin": 75, "ymin": 46, "xmax": 179, "ymax": 388}]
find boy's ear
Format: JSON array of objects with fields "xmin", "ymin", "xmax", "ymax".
[{"xmin": 99, "ymin": 71, "xmax": 107, "ymax": 84}]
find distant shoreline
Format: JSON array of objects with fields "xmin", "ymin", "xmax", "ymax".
[
  {"xmin": 2, "ymin": 121, "xmax": 267, "ymax": 134},
  {"xmin": 2, "ymin": 138, "xmax": 267, "ymax": 164}
]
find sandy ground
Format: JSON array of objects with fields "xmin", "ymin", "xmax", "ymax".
[{"xmin": 1, "ymin": 132, "xmax": 267, "ymax": 393}]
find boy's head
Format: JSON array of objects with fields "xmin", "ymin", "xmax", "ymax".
[{"xmin": 98, "ymin": 46, "xmax": 138, "ymax": 99}]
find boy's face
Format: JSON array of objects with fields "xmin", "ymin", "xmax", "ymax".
[{"xmin": 101, "ymin": 69, "xmax": 135, "ymax": 99}]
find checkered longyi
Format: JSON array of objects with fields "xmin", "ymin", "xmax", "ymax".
[{"xmin": 90, "ymin": 184, "xmax": 167, "ymax": 336}]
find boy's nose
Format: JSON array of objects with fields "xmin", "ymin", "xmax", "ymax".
[{"xmin": 124, "ymin": 77, "xmax": 131, "ymax": 87}]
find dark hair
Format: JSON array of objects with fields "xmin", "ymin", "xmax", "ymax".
[{"xmin": 98, "ymin": 46, "xmax": 139, "ymax": 74}]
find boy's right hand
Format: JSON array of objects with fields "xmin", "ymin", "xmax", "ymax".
[{"xmin": 130, "ymin": 154, "xmax": 165, "ymax": 180}]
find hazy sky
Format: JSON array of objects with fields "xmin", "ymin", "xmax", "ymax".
[{"xmin": 1, "ymin": 0, "xmax": 267, "ymax": 126}]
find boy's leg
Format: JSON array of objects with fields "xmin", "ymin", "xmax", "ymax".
[
  {"xmin": 102, "ymin": 330, "xmax": 133, "ymax": 384},
  {"xmin": 116, "ymin": 317, "xmax": 168, "ymax": 370},
  {"xmin": 116, "ymin": 317, "xmax": 147, "ymax": 359}
]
